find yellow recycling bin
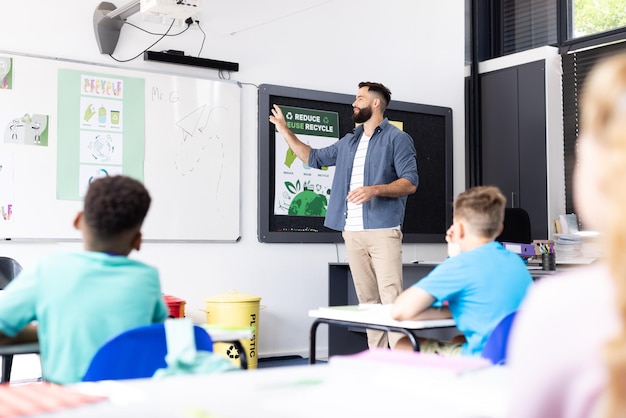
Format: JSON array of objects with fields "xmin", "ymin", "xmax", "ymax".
[{"xmin": 204, "ymin": 291, "xmax": 261, "ymax": 369}]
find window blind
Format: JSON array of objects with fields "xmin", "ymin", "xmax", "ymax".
[
  {"xmin": 503, "ymin": 0, "xmax": 558, "ymax": 55},
  {"xmin": 561, "ymin": 41, "xmax": 626, "ymax": 214}
]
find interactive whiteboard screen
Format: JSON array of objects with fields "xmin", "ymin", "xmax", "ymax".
[{"xmin": 258, "ymin": 84, "xmax": 453, "ymax": 244}]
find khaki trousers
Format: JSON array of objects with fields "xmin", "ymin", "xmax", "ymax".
[{"xmin": 342, "ymin": 229, "xmax": 404, "ymax": 349}]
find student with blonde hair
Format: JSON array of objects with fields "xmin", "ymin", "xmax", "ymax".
[{"xmin": 508, "ymin": 53, "xmax": 626, "ymax": 417}]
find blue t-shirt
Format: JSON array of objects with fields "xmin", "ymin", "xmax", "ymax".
[
  {"xmin": 0, "ymin": 251, "xmax": 168, "ymax": 384},
  {"xmin": 414, "ymin": 241, "xmax": 532, "ymax": 356}
]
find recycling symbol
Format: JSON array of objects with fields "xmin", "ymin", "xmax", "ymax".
[
  {"xmin": 286, "ymin": 112, "xmax": 293, "ymax": 120},
  {"xmin": 226, "ymin": 344, "xmax": 240, "ymax": 359},
  {"xmin": 323, "ymin": 117, "xmax": 329, "ymax": 124}
]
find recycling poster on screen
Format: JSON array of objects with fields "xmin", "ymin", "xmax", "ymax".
[{"xmin": 273, "ymin": 106, "xmax": 339, "ymax": 217}]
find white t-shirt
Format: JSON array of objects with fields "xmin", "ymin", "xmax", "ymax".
[{"xmin": 344, "ymin": 134, "xmax": 370, "ymax": 231}]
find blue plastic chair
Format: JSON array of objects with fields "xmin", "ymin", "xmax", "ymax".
[
  {"xmin": 82, "ymin": 323, "xmax": 213, "ymax": 381},
  {"xmin": 481, "ymin": 311, "xmax": 518, "ymax": 365}
]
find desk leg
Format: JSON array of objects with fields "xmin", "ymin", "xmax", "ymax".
[
  {"xmin": 309, "ymin": 319, "xmax": 323, "ymax": 365},
  {"xmin": 404, "ymin": 331, "xmax": 420, "ymax": 351},
  {"xmin": 309, "ymin": 319, "xmax": 421, "ymax": 365},
  {"xmin": 1, "ymin": 355, "xmax": 13, "ymax": 383}
]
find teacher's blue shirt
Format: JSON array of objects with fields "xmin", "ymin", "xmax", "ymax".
[{"xmin": 308, "ymin": 118, "xmax": 418, "ymax": 231}]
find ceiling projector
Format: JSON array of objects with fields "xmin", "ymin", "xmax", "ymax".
[
  {"xmin": 140, "ymin": 0, "xmax": 200, "ymax": 21},
  {"xmin": 93, "ymin": 0, "xmax": 201, "ymax": 54}
]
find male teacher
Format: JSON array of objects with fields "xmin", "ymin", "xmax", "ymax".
[{"xmin": 270, "ymin": 81, "xmax": 418, "ymax": 349}]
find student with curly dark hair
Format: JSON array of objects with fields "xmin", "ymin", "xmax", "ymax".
[{"xmin": 0, "ymin": 175, "xmax": 168, "ymax": 384}]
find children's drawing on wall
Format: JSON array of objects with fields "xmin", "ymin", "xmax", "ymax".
[
  {"xmin": 3, "ymin": 114, "xmax": 49, "ymax": 146},
  {"xmin": 0, "ymin": 56, "xmax": 12, "ymax": 90},
  {"xmin": 0, "ymin": 151, "xmax": 15, "ymax": 222}
]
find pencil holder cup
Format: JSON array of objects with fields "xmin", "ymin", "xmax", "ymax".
[{"xmin": 541, "ymin": 253, "xmax": 556, "ymax": 271}]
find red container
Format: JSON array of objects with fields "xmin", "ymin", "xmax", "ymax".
[{"xmin": 163, "ymin": 295, "xmax": 186, "ymax": 318}]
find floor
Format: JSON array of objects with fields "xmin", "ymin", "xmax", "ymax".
[{"xmin": 257, "ymin": 355, "xmax": 315, "ymax": 368}]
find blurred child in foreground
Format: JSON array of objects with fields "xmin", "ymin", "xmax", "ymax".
[{"xmin": 507, "ymin": 53, "xmax": 626, "ymax": 418}]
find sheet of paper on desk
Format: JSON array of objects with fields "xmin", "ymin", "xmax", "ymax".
[
  {"xmin": 317, "ymin": 303, "xmax": 394, "ymax": 319},
  {"xmin": 318, "ymin": 303, "xmax": 392, "ymax": 313},
  {"xmin": 311, "ymin": 304, "xmax": 456, "ymax": 329}
]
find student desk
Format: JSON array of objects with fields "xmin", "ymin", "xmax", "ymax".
[
  {"xmin": 327, "ymin": 262, "xmax": 452, "ymax": 356},
  {"xmin": 326, "ymin": 261, "xmax": 575, "ymax": 356},
  {"xmin": 308, "ymin": 305, "xmax": 456, "ymax": 364},
  {"xmin": 30, "ymin": 353, "xmax": 511, "ymax": 418}
]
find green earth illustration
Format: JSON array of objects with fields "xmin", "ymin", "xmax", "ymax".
[{"xmin": 288, "ymin": 190, "xmax": 328, "ymax": 216}]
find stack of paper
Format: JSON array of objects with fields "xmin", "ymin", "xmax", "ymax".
[
  {"xmin": 554, "ymin": 230, "xmax": 601, "ymax": 262},
  {"xmin": 559, "ymin": 213, "xmax": 579, "ymax": 235},
  {"xmin": 554, "ymin": 234, "xmax": 582, "ymax": 260}
]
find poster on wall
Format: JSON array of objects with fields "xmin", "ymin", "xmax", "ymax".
[
  {"xmin": 3, "ymin": 113, "xmax": 49, "ymax": 146},
  {"xmin": 56, "ymin": 69, "xmax": 145, "ymax": 200},
  {"xmin": 0, "ymin": 56, "xmax": 12, "ymax": 90}
]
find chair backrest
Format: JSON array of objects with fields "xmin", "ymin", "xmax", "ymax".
[
  {"xmin": 0, "ymin": 257, "xmax": 23, "ymax": 290},
  {"xmin": 82, "ymin": 323, "xmax": 213, "ymax": 381},
  {"xmin": 496, "ymin": 208, "xmax": 532, "ymax": 244},
  {"xmin": 481, "ymin": 311, "xmax": 518, "ymax": 365}
]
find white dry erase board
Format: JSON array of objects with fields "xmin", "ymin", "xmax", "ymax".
[{"xmin": 0, "ymin": 52, "xmax": 241, "ymax": 242}]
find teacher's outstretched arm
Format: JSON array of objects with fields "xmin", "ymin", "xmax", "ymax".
[{"xmin": 269, "ymin": 104, "xmax": 311, "ymax": 164}]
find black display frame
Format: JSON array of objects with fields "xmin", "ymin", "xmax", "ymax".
[{"xmin": 258, "ymin": 84, "xmax": 453, "ymax": 244}]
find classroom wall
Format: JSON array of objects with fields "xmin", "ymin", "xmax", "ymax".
[{"xmin": 0, "ymin": 0, "xmax": 464, "ymax": 357}]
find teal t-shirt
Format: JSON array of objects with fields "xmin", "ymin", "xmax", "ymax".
[
  {"xmin": 0, "ymin": 251, "xmax": 168, "ymax": 384},
  {"xmin": 415, "ymin": 241, "xmax": 533, "ymax": 356}
]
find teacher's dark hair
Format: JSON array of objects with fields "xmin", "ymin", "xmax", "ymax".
[
  {"xmin": 83, "ymin": 175, "xmax": 151, "ymax": 237},
  {"xmin": 359, "ymin": 81, "xmax": 392, "ymax": 111}
]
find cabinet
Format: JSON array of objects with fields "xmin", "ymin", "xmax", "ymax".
[{"xmin": 480, "ymin": 60, "xmax": 548, "ymax": 240}]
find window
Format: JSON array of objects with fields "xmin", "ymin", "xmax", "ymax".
[
  {"xmin": 503, "ymin": 0, "xmax": 558, "ymax": 54},
  {"xmin": 569, "ymin": 0, "xmax": 626, "ymax": 39}
]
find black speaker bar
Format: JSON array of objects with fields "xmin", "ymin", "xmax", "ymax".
[{"xmin": 144, "ymin": 50, "xmax": 239, "ymax": 72}]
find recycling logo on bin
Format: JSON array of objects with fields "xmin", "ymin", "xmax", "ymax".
[{"xmin": 226, "ymin": 344, "xmax": 239, "ymax": 359}]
